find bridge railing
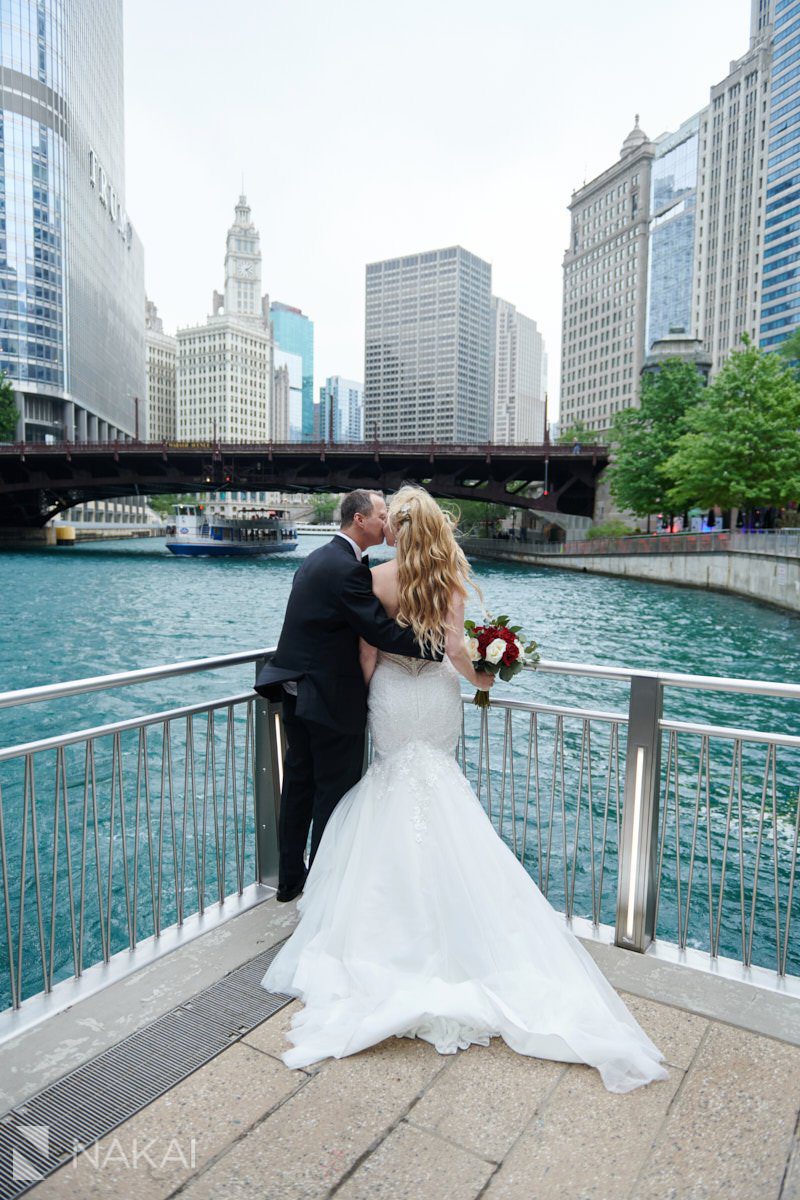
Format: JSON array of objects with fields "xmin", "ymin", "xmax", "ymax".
[
  {"xmin": 2, "ymin": 650, "xmax": 800, "ymax": 1037},
  {"xmin": 462, "ymin": 531, "xmax": 800, "ymax": 558}
]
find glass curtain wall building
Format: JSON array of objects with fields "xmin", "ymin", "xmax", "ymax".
[
  {"xmin": 319, "ymin": 375, "xmax": 364, "ymax": 442},
  {"xmin": 646, "ymin": 114, "xmax": 700, "ymax": 349},
  {"xmin": 761, "ymin": 0, "xmax": 800, "ymax": 348},
  {"xmin": 269, "ymin": 302, "xmax": 313, "ymax": 441},
  {"xmin": 0, "ymin": 0, "xmax": 145, "ymax": 442}
]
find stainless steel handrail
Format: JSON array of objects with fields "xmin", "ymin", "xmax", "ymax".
[
  {"xmin": 2, "ymin": 649, "xmax": 798, "ymax": 709},
  {"xmin": 0, "ymin": 648, "xmax": 274, "ymax": 710}
]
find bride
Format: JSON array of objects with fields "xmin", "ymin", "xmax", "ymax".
[{"xmin": 262, "ymin": 485, "xmax": 667, "ymax": 1094}]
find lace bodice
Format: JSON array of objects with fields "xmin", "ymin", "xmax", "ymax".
[{"xmin": 368, "ymin": 650, "xmax": 462, "ymax": 759}]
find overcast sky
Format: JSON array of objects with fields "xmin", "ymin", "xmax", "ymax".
[{"xmin": 123, "ymin": 0, "xmax": 748, "ymax": 419}]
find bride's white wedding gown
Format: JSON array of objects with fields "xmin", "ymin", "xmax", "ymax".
[{"xmin": 261, "ymin": 652, "xmax": 668, "ymax": 1094}]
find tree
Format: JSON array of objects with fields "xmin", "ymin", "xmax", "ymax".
[
  {"xmin": 439, "ymin": 498, "xmax": 508, "ymax": 536},
  {"xmin": 309, "ymin": 493, "xmax": 339, "ymax": 523},
  {"xmin": 148, "ymin": 492, "xmax": 194, "ymax": 517},
  {"xmin": 666, "ymin": 337, "xmax": 800, "ymax": 513},
  {"xmin": 557, "ymin": 419, "xmax": 591, "ymax": 445},
  {"xmin": 607, "ymin": 359, "xmax": 706, "ymax": 520},
  {"xmin": 778, "ymin": 327, "xmax": 800, "ymax": 378},
  {"xmin": 0, "ymin": 372, "xmax": 18, "ymax": 442}
]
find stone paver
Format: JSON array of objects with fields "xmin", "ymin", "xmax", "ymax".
[
  {"xmin": 177, "ymin": 1036, "xmax": 448, "ymax": 1200},
  {"xmin": 619, "ymin": 990, "xmax": 709, "ymax": 1070},
  {"xmin": 29, "ymin": 1041, "xmax": 302, "ymax": 1200},
  {"xmin": 484, "ymin": 1060, "xmax": 680, "ymax": 1200},
  {"xmin": 242, "ymin": 999, "xmax": 303, "ymax": 1061},
  {"xmin": 634, "ymin": 1022, "xmax": 800, "ymax": 1199},
  {"xmin": 408, "ymin": 1038, "xmax": 565, "ymax": 1162},
  {"xmin": 24, "ymin": 994, "xmax": 800, "ymax": 1200},
  {"xmin": 335, "ymin": 1121, "xmax": 493, "ymax": 1199}
]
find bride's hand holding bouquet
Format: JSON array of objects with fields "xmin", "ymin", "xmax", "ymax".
[{"xmin": 464, "ymin": 614, "xmax": 540, "ymax": 708}]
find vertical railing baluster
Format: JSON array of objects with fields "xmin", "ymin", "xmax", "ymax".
[
  {"xmin": 520, "ymin": 713, "xmax": 533, "ymax": 871},
  {"xmin": 48, "ymin": 748, "xmax": 63, "ymax": 988},
  {"xmin": 780, "ymin": 779, "xmax": 800, "ymax": 977},
  {"xmin": 713, "ymin": 740, "xmax": 740, "ymax": 959},
  {"xmin": 615, "ymin": 675, "xmax": 663, "ymax": 954},
  {"xmin": 114, "ymin": 732, "xmax": 133, "ymax": 951},
  {"xmin": 26, "ymin": 755, "xmax": 49, "ymax": 993},
  {"xmin": 682, "ymin": 735, "xmax": 706, "ymax": 953},
  {"xmin": 0, "ymin": 777, "xmax": 19, "ymax": 1009},
  {"xmin": 745, "ymin": 745, "xmax": 772, "ymax": 969}
]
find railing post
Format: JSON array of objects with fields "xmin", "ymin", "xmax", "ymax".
[
  {"xmin": 254, "ymin": 658, "xmax": 283, "ymax": 888},
  {"xmin": 615, "ymin": 675, "xmax": 663, "ymax": 953}
]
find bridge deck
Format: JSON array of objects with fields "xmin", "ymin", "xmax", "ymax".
[{"xmin": 7, "ymin": 901, "xmax": 800, "ymax": 1200}]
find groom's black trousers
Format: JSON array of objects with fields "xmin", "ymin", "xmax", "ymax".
[{"xmin": 278, "ymin": 691, "xmax": 365, "ymax": 890}]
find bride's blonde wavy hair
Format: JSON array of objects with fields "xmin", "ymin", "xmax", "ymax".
[{"xmin": 387, "ymin": 485, "xmax": 477, "ymax": 655}]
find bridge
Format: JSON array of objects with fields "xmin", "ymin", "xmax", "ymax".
[{"xmin": 0, "ymin": 439, "xmax": 609, "ymax": 530}]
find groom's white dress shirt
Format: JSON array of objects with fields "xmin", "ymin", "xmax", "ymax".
[{"xmin": 282, "ymin": 532, "xmax": 365, "ymax": 696}]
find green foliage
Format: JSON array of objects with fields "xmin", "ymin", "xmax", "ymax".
[
  {"xmin": 148, "ymin": 492, "xmax": 194, "ymax": 517},
  {"xmin": 439, "ymin": 498, "xmax": 508, "ymax": 535},
  {"xmin": 607, "ymin": 360, "xmax": 705, "ymax": 518},
  {"xmin": 586, "ymin": 519, "xmax": 635, "ymax": 540},
  {"xmin": 557, "ymin": 420, "xmax": 591, "ymax": 444},
  {"xmin": 778, "ymin": 328, "xmax": 800, "ymax": 377},
  {"xmin": 666, "ymin": 337, "xmax": 800, "ymax": 511},
  {"xmin": 0, "ymin": 373, "xmax": 18, "ymax": 441},
  {"xmin": 309, "ymin": 493, "xmax": 339, "ymax": 523}
]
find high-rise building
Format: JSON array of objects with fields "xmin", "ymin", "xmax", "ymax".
[
  {"xmin": 646, "ymin": 114, "xmax": 702, "ymax": 350},
  {"xmin": 270, "ymin": 302, "xmax": 313, "ymax": 440},
  {"xmin": 1, "ymin": 0, "xmax": 145, "ymax": 442},
  {"xmin": 694, "ymin": 37, "xmax": 773, "ymax": 373},
  {"xmin": 490, "ymin": 298, "xmax": 546, "ymax": 443},
  {"xmin": 364, "ymin": 246, "xmax": 491, "ymax": 443},
  {"xmin": 319, "ymin": 376, "xmax": 364, "ymax": 442},
  {"xmin": 176, "ymin": 197, "xmax": 273, "ymax": 442},
  {"xmin": 751, "ymin": 0, "xmax": 775, "ymax": 44},
  {"xmin": 145, "ymin": 299, "xmax": 176, "ymax": 441},
  {"xmin": 761, "ymin": 0, "xmax": 800, "ymax": 348},
  {"xmin": 560, "ymin": 120, "xmax": 655, "ymax": 435},
  {"xmin": 273, "ymin": 347, "xmax": 303, "ymax": 441}
]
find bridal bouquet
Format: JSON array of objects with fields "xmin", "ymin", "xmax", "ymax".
[{"xmin": 464, "ymin": 614, "xmax": 540, "ymax": 709}]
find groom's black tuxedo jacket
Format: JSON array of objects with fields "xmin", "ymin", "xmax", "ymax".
[{"xmin": 255, "ymin": 536, "xmax": 434, "ymax": 734}]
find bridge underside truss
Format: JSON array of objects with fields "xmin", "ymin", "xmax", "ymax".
[{"xmin": 0, "ymin": 442, "xmax": 608, "ymax": 528}]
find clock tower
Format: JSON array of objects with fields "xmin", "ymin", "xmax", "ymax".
[{"xmin": 221, "ymin": 195, "xmax": 264, "ymax": 324}]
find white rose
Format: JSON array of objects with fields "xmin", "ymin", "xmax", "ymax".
[
  {"xmin": 465, "ymin": 635, "xmax": 481, "ymax": 662},
  {"xmin": 514, "ymin": 638, "xmax": 525, "ymax": 659},
  {"xmin": 485, "ymin": 637, "xmax": 506, "ymax": 665}
]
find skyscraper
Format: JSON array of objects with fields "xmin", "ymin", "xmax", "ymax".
[
  {"xmin": 364, "ymin": 246, "xmax": 491, "ymax": 443},
  {"xmin": 694, "ymin": 36, "xmax": 772, "ymax": 372},
  {"xmin": 646, "ymin": 114, "xmax": 701, "ymax": 350},
  {"xmin": 176, "ymin": 197, "xmax": 273, "ymax": 442},
  {"xmin": 270, "ymin": 302, "xmax": 314, "ymax": 440},
  {"xmin": 273, "ymin": 347, "xmax": 304, "ymax": 441},
  {"xmin": 0, "ymin": 0, "xmax": 145, "ymax": 442},
  {"xmin": 145, "ymin": 299, "xmax": 176, "ymax": 441},
  {"xmin": 560, "ymin": 120, "xmax": 655, "ymax": 436},
  {"xmin": 761, "ymin": 0, "xmax": 800, "ymax": 348},
  {"xmin": 319, "ymin": 376, "xmax": 364, "ymax": 442},
  {"xmin": 490, "ymin": 298, "xmax": 546, "ymax": 443}
]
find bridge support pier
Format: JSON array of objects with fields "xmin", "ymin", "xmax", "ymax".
[{"xmin": 0, "ymin": 525, "xmax": 56, "ymax": 546}]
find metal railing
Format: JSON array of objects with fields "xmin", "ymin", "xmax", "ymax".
[
  {"xmin": 462, "ymin": 531, "xmax": 800, "ymax": 559},
  {"xmin": 2, "ymin": 649, "xmax": 800, "ymax": 1032},
  {"xmin": 0, "ymin": 650, "xmax": 284, "ymax": 1029}
]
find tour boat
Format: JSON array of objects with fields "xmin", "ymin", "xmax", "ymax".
[{"xmin": 165, "ymin": 504, "xmax": 298, "ymax": 557}]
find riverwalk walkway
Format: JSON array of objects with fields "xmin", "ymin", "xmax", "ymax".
[{"xmin": 7, "ymin": 899, "xmax": 800, "ymax": 1200}]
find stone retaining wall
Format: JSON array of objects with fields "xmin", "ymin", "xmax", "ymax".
[{"xmin": 463, "ymin": 542, "xmax": 800, "ymax": 615}]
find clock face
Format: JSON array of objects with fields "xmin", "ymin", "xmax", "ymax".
[{"xmin": 237, "ymin": 260, "xmax": 254, "ymax": 278}]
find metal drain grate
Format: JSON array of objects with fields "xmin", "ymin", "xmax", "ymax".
[{"xmin": 0, "ymin": 940, "xmax": 291, "ymax": 1200}]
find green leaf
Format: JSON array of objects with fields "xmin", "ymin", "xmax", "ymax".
[
  {"xmin": 495, "ymin": 615, "xmax": 509, "ymax": 627},
  {"xmin": 509, "ymin": 625, "xmax": 522, "ymax": 633},
  {"xmin": 464, "ymin": 620, "xmax": 475, "ymax": 632}
]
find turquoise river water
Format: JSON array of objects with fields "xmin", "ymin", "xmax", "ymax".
[{"xmin": 1, "ymin": 534, "xmax": 800, "ymax": 1006}]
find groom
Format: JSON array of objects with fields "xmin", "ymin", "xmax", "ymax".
[{"xmin": 255, "ymin": 489, "xmax": 438, "ymax": 901}]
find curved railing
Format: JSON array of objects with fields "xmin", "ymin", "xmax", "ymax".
[{"xmin": 2, "ymin": 650, "xmax": 800, "ymax": 1039}]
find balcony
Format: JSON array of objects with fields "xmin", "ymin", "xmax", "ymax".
[{"xmin": 1, "ymin": 652, "xmax": 800, "ymax": 1197}]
